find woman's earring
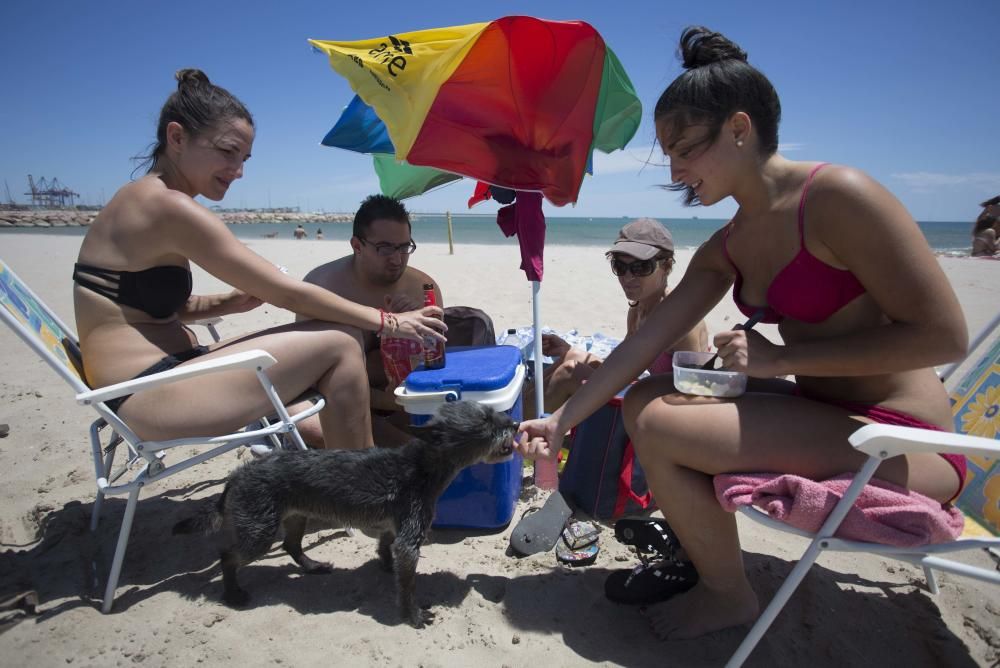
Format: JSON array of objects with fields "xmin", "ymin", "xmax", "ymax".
[{"xmin": 736, "ymin": 139, "xmax": 744, "ymax": 148}]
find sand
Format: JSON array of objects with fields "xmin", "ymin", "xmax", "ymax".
[{"xmin": 0, "ymin": 232, "xmax": 997, "ymax": 667}]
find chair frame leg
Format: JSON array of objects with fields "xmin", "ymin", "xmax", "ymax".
[
  {"xmin": 90, "ymin": 446, "xmax": 116, "ymax": 532},
  {"xmin": 725, "ymin": 540, "xmax": 825, "ymax": 668},
  {"xmin": 90, "ymin": 446, "xmax": 118, "ymax": 533},
  {"xmin": 923, "ymin": 565, "xmax": 940, "ymax": 594},
  {"xmin": 101, "ymin": 484, "xmax": 141, "ymax": 614}
]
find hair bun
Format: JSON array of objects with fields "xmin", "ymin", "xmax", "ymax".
[
  {"xmin": 175, "ymin": 68, "xmax": 211, "ymax": 89},
  {"xmin": 679, "ymin": 26, "xmax": 747, "ymax": 69}
]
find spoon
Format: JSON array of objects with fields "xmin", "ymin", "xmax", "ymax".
[{"xmin": 700, "ymin": 308, "xmax": 767, "ymax": 370}]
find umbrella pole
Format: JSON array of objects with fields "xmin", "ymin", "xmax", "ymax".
[
  {"xmin": 531, "ymin": 280, "xmax": 559, "ymax": 489},
  {"xmin": 532, "ymin": 280, "xmax": 544, "ymax": 419}
]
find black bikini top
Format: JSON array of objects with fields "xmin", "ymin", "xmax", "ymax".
[{"xmin": 73, "ymin": 262, "xmax": 192, "ymax": 319}]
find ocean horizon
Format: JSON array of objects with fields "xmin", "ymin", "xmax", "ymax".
[{"xmin": 2, "ymin": 214, "xmax": 977, "ymax": 256}]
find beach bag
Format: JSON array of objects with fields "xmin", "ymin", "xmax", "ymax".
[
  {"xmin": 443, "ymin": 306, "xmax": 496, "ymax": 347},
  {"xmin": 559, "ymin": 393, "xmax": 657, "ymax": 519}
]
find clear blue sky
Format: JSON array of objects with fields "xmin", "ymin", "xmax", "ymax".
[{"xmin": 2, "ymin": 0, "xmax": 997, "ymax": 222}]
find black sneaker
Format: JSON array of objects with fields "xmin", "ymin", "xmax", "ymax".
[{"xmin": 604, "ymin": 559, "xmax": 698, "ymax": 605}]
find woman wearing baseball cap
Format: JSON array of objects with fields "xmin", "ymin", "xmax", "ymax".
[{"xmin": 527, "ymin": 218, "xmax": 707, "ymax": 417}]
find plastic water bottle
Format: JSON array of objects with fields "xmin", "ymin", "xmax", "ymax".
[
  {"xmin": 500, "ymin": 328, "xmax": 519, "ymax": 348},
  {"xmin": 500, "ymin": 327, "xmax": 528, "ymax": 364}
]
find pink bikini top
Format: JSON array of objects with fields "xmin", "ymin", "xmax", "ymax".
[
  {"xmin": 722, "ymin": 163, "xmax": 866, "ymax": 324},
  {"xmin": 648, "ymin": 349, "xmax": 673, "ymax": 375}
]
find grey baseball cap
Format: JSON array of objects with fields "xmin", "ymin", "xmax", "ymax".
[{"xmin": 606, "ymin": 218, "xmax": 674, "ymax": 260}]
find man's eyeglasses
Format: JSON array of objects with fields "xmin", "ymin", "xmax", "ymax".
[
  {"xmin": 359, "ymin": 238, "xmax": 417, "ymax": 256},
  {"xmin": 610, "ymin": 257, "xmax": 659, "ymax": 277}
]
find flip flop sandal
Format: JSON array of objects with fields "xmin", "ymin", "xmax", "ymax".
[
  {"xmin": 614, "ymin": 517, "xmax": 681, "ymax": 563},
  {"xmin": 509, "ymin": 491, "xmax": 573, "ymax": 556},
  {"xmin": 604, "ymin": 559, "xmax": 698, "ymax": 605},
  {"xmin": 562, "ymin": 519, "xmax": 600, "ymax": 550},
  {"xmin": 556, "ymin": 539, "xmax": 599, "ymax": 567}
]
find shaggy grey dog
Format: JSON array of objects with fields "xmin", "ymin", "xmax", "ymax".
[{"xmin": 173, "ymin": 401, "xmax": 517, "ymax": 627}]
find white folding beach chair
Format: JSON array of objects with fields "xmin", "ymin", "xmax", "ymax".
[
  {"xmin": 0, "ymin": 258, "xmax": 324, "ymax": 613},
  {"xmin": 723, "ymin": 312, "xmax": 1000, "ymax": 667}
]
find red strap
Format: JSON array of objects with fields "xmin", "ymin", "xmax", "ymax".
[
  {"xmin": 614, "ymin": 440, "xmax": 654, "ymax": 517},
  {"xmin": 797, "ymin": 162, "xmax": 830, "ymax": 243}
]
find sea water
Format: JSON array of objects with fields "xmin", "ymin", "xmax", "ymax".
[
  {"xmin": 2, "ymin": 214, "xmax": 975, "ymax": 255},
  {"xmin": 226, "ymin": 215, "xmax": 974, "ymax": 255}
]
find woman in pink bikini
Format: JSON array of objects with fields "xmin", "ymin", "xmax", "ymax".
[
  {"xmin": 515, "ymin": 27, "xmax": 968, "ymax": 640},
  {"xmin": 528, "ymin": 218, "xmax": 707, "ymax": 417}
]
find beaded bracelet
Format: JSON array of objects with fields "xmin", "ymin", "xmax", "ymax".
[
  {"xmin": 384, "ymin": 312, "xmax": 399, "ymax": 335},
  {"xmin": 376, "ymin": 308, "xmax": 399, "ymax": 337}
]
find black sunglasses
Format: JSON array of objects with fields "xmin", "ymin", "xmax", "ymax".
[
  {"xmin": 359, "ymin": 238, "xmax": 417, "ymax": 256},
  {"xmin": 610, "ymin": 257, "xmax": 659, "ymax": 277}
]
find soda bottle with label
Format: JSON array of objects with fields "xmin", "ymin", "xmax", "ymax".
[{"xmin": 422, "ymin": 283, "xmax": 446, "ymax": 369}]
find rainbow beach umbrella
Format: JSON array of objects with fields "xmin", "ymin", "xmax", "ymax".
[
  {"xmin": 309, "ymin": 16, "xmax": 641, "ymax": 206},
  {"xmin": 310, "ymin": 17, "xmax": 641, "ymax": 422}
]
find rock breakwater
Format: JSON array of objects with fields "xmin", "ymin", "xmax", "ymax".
[{"xmin": 0, "ymin": 209, "xmax": 352, "ymax": 228}]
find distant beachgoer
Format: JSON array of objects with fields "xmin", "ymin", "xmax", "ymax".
[
  {"xmin": 979, "ymin": 195, "xmax": 1000, "ymax": 218},
  {"xmin": 293, "ymin": 224, "xmax": 307, "ymax": 239},
  {"xmin": 514, "ymin": 27, "xmax": 968, "ymax": 641},
  {"xmin": 297, "ymin": 194, "xmax": 443, "ymax": 447},
  {"xmin": 72, "ymin": 69, "xmax": 444, "ymax": 450},
  {"xmin": 315, "ymin": 228, "xmax": 324, "ymax": 240},
  {"xmin": 971, "ymin": 195, "xmax": 999, "ymax": 257},
  {"xmin": 525, "ymin": 218, "xmax": 708, "ymax": 418}
]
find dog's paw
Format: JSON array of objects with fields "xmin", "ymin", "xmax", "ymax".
[
  {"xmin": 223, "ymin": 587, "xmax": 250, "ymax": 608},
  {"xmin": 303, "ymin": 562, "xmax": 333, "ymax": 575},
  {"xmin": 297, "ymin": 554, "xmax": 333, "ymax": 575},
  {"xmin": 406, "ymin": 606, "xmax": 435, "ymax": 629}
]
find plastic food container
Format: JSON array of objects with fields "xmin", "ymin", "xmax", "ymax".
[{"xmin": 672, "ymin": 351, "xmax": 748, "ymax": 398}]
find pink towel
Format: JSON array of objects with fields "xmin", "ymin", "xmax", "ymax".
[{"xmin": 714, "ymin": 473, "xmax": 964, "ymax": 547}]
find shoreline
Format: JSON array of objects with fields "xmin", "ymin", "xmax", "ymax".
[
  {"xmin": 0, "ymin": 207, "xmax": 976, "ymax": 226},
  {"xmin": 0, "ymin": 212, "xmax": 981, "ymax": 258}
]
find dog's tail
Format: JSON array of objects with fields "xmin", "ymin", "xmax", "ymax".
[{"xmin": 172, "ymin": 487, "xmax": 228, "ymax": 535}]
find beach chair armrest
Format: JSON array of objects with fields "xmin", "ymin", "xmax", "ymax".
[
  {"xmin": 849, "ymin": 423, "xmax": 1000, "ymax": 461},
  {"xmin": 75, "ymin": 349, "xmax": 277, "ymax": 406}
]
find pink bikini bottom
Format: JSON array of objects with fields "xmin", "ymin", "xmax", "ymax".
[{"xmin": 823, "ymin": 399, "xmax": 966, "ymax": 503}]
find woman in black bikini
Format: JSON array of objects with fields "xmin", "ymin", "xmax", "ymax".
[
  {"xmin": 73, "ymin": 69, "xmax": 445, "ymax": 448},
  {"xmin": 515, "ymin": 27, "xmax": 968, "ymax": 640}
]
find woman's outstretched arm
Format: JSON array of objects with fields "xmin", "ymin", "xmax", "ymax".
[{"xmin": 156, "ymin": 189, "xmax": 445, "ymax": 342}]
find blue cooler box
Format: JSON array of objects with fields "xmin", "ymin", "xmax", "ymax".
[{"xmin": 394, "ymin": 346, "xmax": 524, "ymax": 529}]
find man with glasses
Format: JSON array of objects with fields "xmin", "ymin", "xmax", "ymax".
[{"xmin": 299, "ymin": 194, "xmax": 444, "ymax": 445}]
